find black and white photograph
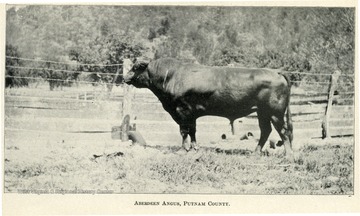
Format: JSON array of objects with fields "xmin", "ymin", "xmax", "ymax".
[{"xmin": 2, "ymin": 1, "xmax": 359, "ymax": 214}]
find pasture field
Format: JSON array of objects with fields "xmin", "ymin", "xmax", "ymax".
[
  {"xmin": 4, "ymin": 134, "xmax": 354, "ymax": 194},
  {"xmin": 4, "ymin": 85, "xmax": 354, "ymax": 194}
]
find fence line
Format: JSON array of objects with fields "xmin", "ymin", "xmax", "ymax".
[
  {"xmin": 5, "ymin": 75, "xmax": 122, "ymax": 85},
  {"xmin": 292, "ymin": 91, "xmax": 355, "ymax": 96},
  {"xmin": 5, "ymin": 75, "xmax": 355, "ymax": 94},
  {"xmin": 4, "ymin": 80, "xmax": 355, "ymax": 140},
  {"xmin": 4, "ymin": 88, "xmax": 355, "ymax": 99},
  {"xmin": 6, "ymin": 56, "xmax": 123, "ymax": 67},
  {"xmin": 6, "ymin": 65, "xmax": 123, "ymax": 76},
  {"xmin": 4, "ymin": 127, "xmax": 78, "ymax": 134},
  {"xmin": 7, "ymin": 74, "xmax": 354, "ymax": 87},
  {"xmin": 4, "ymin": 97, "xmax": 355, "ymax": 139},
  {"xmin": 291, "ymin": 80, "xmax": 330, "ymax": 84},
  {"xmin": 4, "ymin": 56, "xmax": 356, "ymax": 143},
  {"xmin": 5, "ymin": 94, "xmax": 121, "ymax": 101},
  {"xmin": 5, "ymin": 90, "xmax": 354, "ymax": 110},
  {"xmin": 6, "ymin": 56, "xmax": 354, "ymax": 77},
  {"xmin": 281, "ymin": 71, "xmax": 354, "ymax": 77}
]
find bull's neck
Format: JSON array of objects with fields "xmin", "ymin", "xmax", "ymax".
[
  {"xmin": 148, "ymin": 74, "xmax": 168, "ymax": 92},
  {"xmin": 149, "ymin": 84, "xmax": 172, "ymax": 103}
]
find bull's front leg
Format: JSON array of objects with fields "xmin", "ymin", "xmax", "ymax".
[
  {"xmin": 175, "ymin": 101, "xmax": 199, "ymax": 151},
  {"xmin": 179, "ymin": 121, "xmax": 197, "ymax": 151}
]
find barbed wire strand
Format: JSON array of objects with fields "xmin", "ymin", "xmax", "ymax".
[
  {"xmin": 6, "ymin": 56, "xmax": 123, "ymax": 67},
  {"xmin": 4, "ymin": 95, "xmax": 123, "ymax": 104},
  {"xmin": 3, "ymin": 91, "xmax": 326, "ymax": 100},
  {"xmin": 5, "ymin": 56, "xmax": 355, "ymax": 77},
  {"xmin": 288, "ymin": 80, "xmax": 354, "ymax": 87},
  {"xmin": 6, "ymin": 65, "xmax": 123, "ymax": 76},
  {"xmin": 5, "ymin": 73, "xmax": 354, "ymax": 89},
  {"xmin": 6, "ymin": 66, "xmax": 352, "ymax": 86},
  {"xmin": 6, "ymin": 74, "xmax": 335, "ymax": 86},
  {"xmin": 281, "ymin": 71, "xmax": 354, "ymax": 77},
  {"xmin": 7, "ymin": 66, "xmax": 353, "ymax": 86},
  {"xmin": 5, "ymin": 75, "xmax": 355, "ymax": 95},
  {"xmin": 5, "ymin": 91, "xmax": 354, "ymax": 103},
  {"xmin": 291, "ymin": 80, "xmax": 330, "ymax": 84},
  {"xmin": 5, "ymin": 75, "xmax": 122, "ymax": 85}
]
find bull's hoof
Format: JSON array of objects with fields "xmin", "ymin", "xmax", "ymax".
[
  {"xmin": 293, "ymin": 152, "xmax": 300, "ymax": 162},
  {"xmin": 276, "ymin": 141, "xmax": 284, "ymax": 147},
  {"xmin": 261, "ymin": 150, "xmax": 269, "ymax": 156},
  {"xmin": 254, "ymin": 145, "xmax": 262, "ymax": 155},
  {"xmin": 252, "ymin": 150, "xmax": 268, "ymax": 157},
  {"xmin": 183, "ymin": 142, "xmax": 191, "ymax": 152},
  {"xmin": 269, "ymin": 141, "xmax": 276, "ymax": 149},
  {"xmin": 284, "ymin": 151, "xmax": 295, "ymax": 162},
  {"xmin": 191, "ymin": 142, "xmax": 199, "ymax": 151},
  {"xmin": 176, "ymin": 148, "xmax": 188, "ymax": 155}
]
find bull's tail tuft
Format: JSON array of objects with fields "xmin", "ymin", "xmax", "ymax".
[{"xmin": 282, "ymin": 74, "xmax": 293, "ymax": 143}]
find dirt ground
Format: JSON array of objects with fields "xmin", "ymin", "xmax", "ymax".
[
  {"xmin": 4, "ymin": 86, "xmax": 354, "ymax": 194},
  {"xmin": 4, "ymin": 132, "xmax": 353, "ymax": 194}
]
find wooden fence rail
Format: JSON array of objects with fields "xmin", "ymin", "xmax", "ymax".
[{"xmin": 4, "ymin": 90, "xmax": 354, "ymax": 146}]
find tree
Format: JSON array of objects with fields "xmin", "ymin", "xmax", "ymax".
[
  {"xmin": 5, "ymin": 5, "xmax": 355, "ymax": 90},
  {"xmin": 5, "ymin": 44, "xmax": 28, "ymax": 88},
  {"xmin": 69, "ymin": 33, "xmax": 145, "ymax": 91}
]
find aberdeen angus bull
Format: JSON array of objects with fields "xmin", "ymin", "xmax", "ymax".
[{"xmin": 124, "ymin": 58, "xmax": 293, "ymax": 157}]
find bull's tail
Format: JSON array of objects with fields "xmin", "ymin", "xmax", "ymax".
[{"xmin": 282, "ymin": 74, "xmax": 293, "ymax": 143}]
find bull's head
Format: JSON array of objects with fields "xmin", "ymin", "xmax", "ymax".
[{"xmin": 123, "ymin": 60, "xmax": 150, "ymax": 88}]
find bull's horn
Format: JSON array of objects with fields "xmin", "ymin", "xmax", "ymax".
[
  {"xmin": 133, "ymin": 58, "xmax": 150, "ymax": 70},
  {"xmin": 135, "ymin": 57, "xmax": 151, "ymax": 64}
]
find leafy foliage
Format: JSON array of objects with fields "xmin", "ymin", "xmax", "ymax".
[
  {"xmin": 5, "ymin": 5, "xmax": 355, "ymax": 89},
  {"xmin": 69, "ymin": 33, "xmax": 145, "ymax": 89},
  {"xmin": 5, "ymin": 44, "xmax": 28, "ymax": 87}
]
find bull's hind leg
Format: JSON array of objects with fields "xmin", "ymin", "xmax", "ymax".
[
  {"xmin": 255, "ymin": 111, "xmax": 272, "ymax": 155},
  {"xmin": 188, "ymin": 123, "xmax": 199, "ymax": 150},
  {"xmin": 271, "ymin": 115, "xmax": 293, "ymax": 158},
  {"xmin": 180, "ymin": 124, "xmax": 191, "ymax": 151},
  {"xmin": 230, "ymin": 119, "xmax": 235, "ymax": 135}
]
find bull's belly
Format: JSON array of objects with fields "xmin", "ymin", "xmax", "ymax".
[
  {"xmin": 162, "ymin": 91, "xmax": 259, "ymax": 122},
  {"xmin": 195, "ymin": 101, "xmax": 257, "ymax": 120}
]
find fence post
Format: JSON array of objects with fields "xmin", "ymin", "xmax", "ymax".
[
  {"xmin": 106, "ymin": 64, "xmax": 121, "ymax": 93},
  {"xmin": 322, "ymin": 70, "xmax": 341, "ymax": 139},
  {"xmin": 121, "ymin": 58, "xmax": 134, "ymax": 142}
]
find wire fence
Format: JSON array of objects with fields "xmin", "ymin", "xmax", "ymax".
[
  {"xmin": 5, "ymin": 56, "xmax": 355, "ymax": 93},
  {"xmin": 5, "ymin": 75, "xmax": 119, "ymax": 86},
  {"xmin": 5, "ymin": 75, "xmax": 355, "ymax": 91},
  {"xmin": 8, "ymin": 64, "xmax": 348, "ymax": 77},
  {"xmin": 6, "ymin": 56, "xmax": 123, "ymax": 67},
  {"xmin": 4, "ymin": 56, "xmax": 356, "ymax": 141},
  {"xmin": 5, "ymin": 74, "xmax": 338, "ymax": 85},
  {"xmin": 6, "ymin": 55, "xmax": 355, "ymax": 77},
  {"xmin": 5, "ymin": 75, "xmax": 355, "ymax": 108},
  {"xmin": 5, "ymin": 75, "xmax": 355, "ymax": 93},
  {"xmin": 6, "ymin": 65, "xmax": 123, "ymax": 77}
]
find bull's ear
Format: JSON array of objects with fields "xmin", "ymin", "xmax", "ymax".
[{"xmin": 133, "ymin": 59, "xmax": 149, "ymax": 71}]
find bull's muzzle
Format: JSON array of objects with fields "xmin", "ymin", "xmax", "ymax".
[{"xmin": 123, "ymin": 72, "xmax": 135, "ymax": 84}]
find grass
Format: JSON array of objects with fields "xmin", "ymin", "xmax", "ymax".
[
  {"xmin": 4, "ymin": 138, "xmax": 354, "ymax": 195},
  {"xmin": 4, "ymin": 86, "xmax": 354, "ymax": 194}
]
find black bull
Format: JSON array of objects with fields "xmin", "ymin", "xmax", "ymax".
[{"xmin": 124, "ymin": 58, "xmax": 293, "ymax": 157}]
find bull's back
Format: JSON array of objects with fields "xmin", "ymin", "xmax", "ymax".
[
  {"xmin": 181, "ymin": 67, "xmax": 289, "ymax": 118},
  {"xmin": 153, "ymin": 58, "xmax": 289, "ymax": 119}
]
